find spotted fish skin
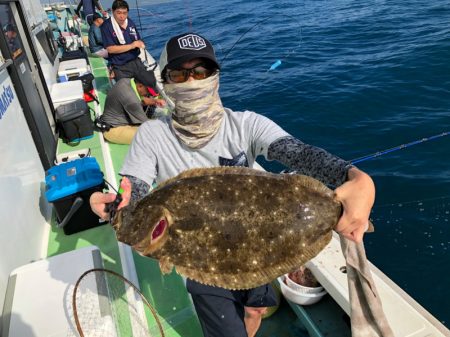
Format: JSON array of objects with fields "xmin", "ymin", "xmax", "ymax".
[{"xmin": 113, "ymin": 167, "xmax": 341, "ymax": 290}]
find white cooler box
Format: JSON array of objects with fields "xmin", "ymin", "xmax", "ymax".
[
  {"xmin": 1, "ymin": 246, "xmax": 104, "ymax": 337},
  {"xmin": 51, "ymin": 80, "xmax": 84, "ymax": 108},
  {"xmin": 58, "ymin": 59, "xmax": 89, "ymax": 80}
]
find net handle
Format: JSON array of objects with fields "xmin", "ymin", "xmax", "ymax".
[{"xmin": 72, "ymin": 267, "xmax": 165, "ymax": 337}]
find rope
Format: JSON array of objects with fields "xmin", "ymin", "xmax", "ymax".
[{"xmin": 350, "ymin": 131, "xmax": 449, "ymax": 164}]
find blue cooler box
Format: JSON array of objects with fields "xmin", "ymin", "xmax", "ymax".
[{"xmin": 45, "ymin": 157, "xmax": 106, "ymax": 235}]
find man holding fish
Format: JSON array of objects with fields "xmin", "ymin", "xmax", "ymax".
[{"xmin": 91, "ymin": 33, "xmax": 375, "ymax": 337}]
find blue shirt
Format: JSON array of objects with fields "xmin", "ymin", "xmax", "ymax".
[
  {"xmin": 100, "ymin": 17, "xmax": 140, "ymax": 66},
  {"xmin": 88, "ymin": 24, "xmax": 103, "ymax": 53}
]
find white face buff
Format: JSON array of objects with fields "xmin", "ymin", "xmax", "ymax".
[{"xmin": 164, "ymin": 73, "xmax": 224, "ymax": 149}]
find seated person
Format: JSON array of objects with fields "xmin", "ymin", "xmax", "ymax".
[
  {"xmin": 100, "ymin": 74, "xmax": 165, "ymax": 144},
  {"xmin": 100, "ymin": 0, "xmax": 155, "ymax": 85},
  {"xmin": 88, "ymin": 13, "xmax": 108, "ymax": 58}
]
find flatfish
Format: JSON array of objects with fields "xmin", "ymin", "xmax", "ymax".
[{"xmin": 113, "ymin": 166, "xmax": 342, "ymax": 290}]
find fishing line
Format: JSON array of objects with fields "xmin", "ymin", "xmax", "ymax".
[
  {"xmin": 129, "ymin": 7, "xmax": 158, "ymax": 17},
  {"xmin": 220, "ymin": 16, "xmax": 272, "ymax": 66},
  {"xmin": 134, "ymin": 0, "xmax": 144, "ymax": 37},
  {"xmin": 374, "ymin": 195, "xmax": 450, "ymax": 209},
  {"xmin": 350, "ymin": 131, "xmax": 449, "ymax": 164},
  {"xmin": 182, "ymin": 0, "xmax": 192, "ymax": 32},
  {"xmin": 129, "ymin": 7, "xmax": 164, "ymax": 46},
  {"xmin": 104, "ymin": 178, "xmax": 119, "ymax": 193},
  {"xmin": 220, "ymin": 13, "xmax": 303, "ymax": 71},
  {"xmin": 216, "ymin": 12, "xmax": 304, "ymax": 99}
]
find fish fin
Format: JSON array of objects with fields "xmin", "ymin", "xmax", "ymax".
[
  {"xmin": 175, "ymin": 262, "xmax": 300, "ymax": 290},
  {"xmin": 159, "ymin": 256, "xmax": 174, "ymax": 274},
  {"xmin": 291, "ymin": 174, "xmax": 335, "ymax": 197},
  {"xmin": 175, "ymin": 233, "xmax": 332, "ymax": 290},
  {"xmin": 154, "ymin": 167, "xmax": 273, "ymax": 191}
]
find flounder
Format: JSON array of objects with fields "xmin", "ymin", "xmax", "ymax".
[{"xmin": 113, "ymin": 166, "xmax": 342, "ymax": 290}]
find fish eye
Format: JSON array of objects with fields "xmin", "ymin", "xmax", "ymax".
[{"xmin": 151, "ymin": 219, "xmax": 167, "ymax": 240}]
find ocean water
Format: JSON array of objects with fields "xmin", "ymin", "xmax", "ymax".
[{"xmin": 123, "ymin": 0, "xmax": 449, "ymax": 327}]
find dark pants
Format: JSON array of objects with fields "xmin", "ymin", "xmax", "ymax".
[
  {"xmin": 187, "ymin": 279, "xmax": 278, "ymax": 337},
  {"xmin": 112, "ymin": 58, "xmax": 156, "ymax": 89},
  {"xmin": 85, "ymin": 13, "xmax": 94, "ymax": 25},
  {"xmin": 79, "ymin": 11, "xmax": 94, "ymax": 25}
]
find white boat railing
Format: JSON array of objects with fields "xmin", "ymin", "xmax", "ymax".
[{"xmin": 307, "ymin": 234, "xmax": 450, "ymax": 337}]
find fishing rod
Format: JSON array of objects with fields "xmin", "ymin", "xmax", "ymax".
[
  {"xmin": 350, "ymin": 131, "xmax": 449, "ymax": 164},
  {"xmin": 128, "ymin": 5, "xmax": 174, "ymax": 113},
  {"xmin": 133, "ymin": 0, "xmax": 149, "ymax": 64}
]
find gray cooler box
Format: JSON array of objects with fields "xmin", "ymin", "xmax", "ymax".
[{"xmin": 55, "ymin": 99, "xmax": 93, "ymax": 144}]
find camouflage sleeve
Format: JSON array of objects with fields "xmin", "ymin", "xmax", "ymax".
[
  {"xmin": 267, "ymin": 136, "xmax": 353, "ymax": 187},
  {"xmin": 123, "ymin": 175, "xmax": 152, "ymax": 202}
]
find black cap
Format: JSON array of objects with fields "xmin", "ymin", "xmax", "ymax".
[
  {"xmin": 133, "ymin": 70, "xmax": 156, "ymax": 89},
  {"xmin": 159, "ymin": 33, "xmax": 220, "ymax": 78}
]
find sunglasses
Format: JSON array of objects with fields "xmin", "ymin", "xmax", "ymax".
[{"xmin": 166, "ymin": 63, "xmax": 217, "ymax": 83}]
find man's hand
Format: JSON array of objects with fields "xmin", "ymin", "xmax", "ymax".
[
  {"xmin": 90, "ymin": 177, "xmax": 132, "ymax": 220},
  {"xmin": 333, "ymin": 167, "xmax": 375, "ymax": 243},
  {"xmin": 107, "ymin": 40, "xmax": 145, "ymax": 54},
  {"xmin": 154, "ymin": 98, "xmax": 166, "ymax": 107},
  {"xmin": 142, "ymin": 97, "xmax": 166, "ymax": 107},
  {"xmin": 132, "ymin": 40, "xmax": 145, "ymax": 49}
]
